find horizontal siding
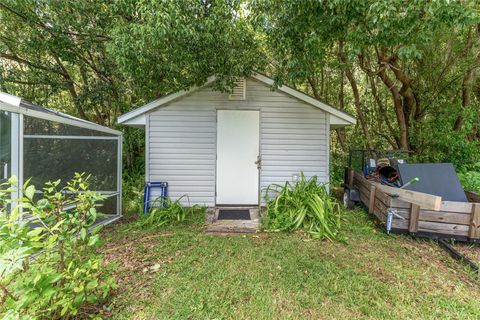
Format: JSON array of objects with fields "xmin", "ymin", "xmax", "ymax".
[
  {"xmin": 148, "ymin": 78, "xmax": 328, "ymax": 206},
  {"xmin": 148, "ymin": 107, "xmax": 216, "ymax": 206}
]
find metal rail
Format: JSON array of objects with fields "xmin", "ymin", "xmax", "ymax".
[{"xmin": 437, "ymin": 239, "xmax": 479, "ymax": 273}]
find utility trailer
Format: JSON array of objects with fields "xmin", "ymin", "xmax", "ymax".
[{"xmin": 343, "ymin": 150, "xmax": 480, "ymax": 242}]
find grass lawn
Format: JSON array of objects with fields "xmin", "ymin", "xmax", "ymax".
[{"xmin": 100, "ymin": 209, "xmax": 480, "ymax": 319}]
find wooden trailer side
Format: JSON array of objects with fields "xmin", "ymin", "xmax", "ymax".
[
  {"xmin": 417, "ymin": 203, "xmax": 471, "ymax": 238},
  {"xmin": 350, "ymin": 169, "xmax": 480, "ymax": 241},
  {"xmin": 352, "ymin": 171, "xmax": 409, "ymax": 230}
]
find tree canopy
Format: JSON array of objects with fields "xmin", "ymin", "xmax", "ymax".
[{"xmin": 1, "ymin": 0, "xmax": 480, "ymax": 177}]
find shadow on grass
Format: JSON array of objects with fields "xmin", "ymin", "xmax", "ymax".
[{"xmin": 99, "ymin": 208, "xmax": 480, "ymax": 319}]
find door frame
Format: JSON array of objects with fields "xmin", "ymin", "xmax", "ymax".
[{"xmin": 215, "ymin": 109, "xmax": 261, "ymax": 206}]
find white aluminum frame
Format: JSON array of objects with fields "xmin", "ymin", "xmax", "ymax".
[
  {"xmin": 0, "ymin": 102, "xmax": 120, "ymax": 136},
  {"xmin": 117, "ymin": 134, "xmax": 123, "ymax": 218},
  {"xmin": 23, "ymin": 135, "xmax": 119, "ymax": 140},
  {"xmin": 10, "ymin": 113, "xmax": 20, "ymax": 201},
  {"xmin": 18, "ymin": 114, "xmax": 23, "ymax": 201},
  {"xmin": 0, "ymin": 95, "xmax": 123, "ymax": 224}
]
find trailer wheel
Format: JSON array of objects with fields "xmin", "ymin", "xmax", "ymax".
[{"xmin": 343, "ymin": 190, "xmax": 355, "ymax": 209}]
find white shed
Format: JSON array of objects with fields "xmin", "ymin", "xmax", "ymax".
[{"xmin": 118, "ymin": 72, "xmax": 355, "ymax": 207}]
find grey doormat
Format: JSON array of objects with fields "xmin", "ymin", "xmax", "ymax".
[{"xmin": 218, "ymin": 209, "xmax": 251, "ymax": 220}]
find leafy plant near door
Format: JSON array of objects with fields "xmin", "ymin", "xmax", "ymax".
[
  {"xmin": 262, "ymin": 173, "xmax": 342, "ymax": 240},
  {"xmin": 0, "ymin": 174, "xmax": 116, "ymax": 319},
  {"xmin": 137, "ymin": 196, "xmax": 207, "ymax": 229}
]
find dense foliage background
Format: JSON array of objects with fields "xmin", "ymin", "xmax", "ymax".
[{"xmin": 1, "ymin": 0, "xmax": 480, "ymax": 192}]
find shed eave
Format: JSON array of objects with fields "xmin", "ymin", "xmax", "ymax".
[
  {"xmin": 329, "ymin": 114, "xmax": 356, "ymax": 129},
  {"xmin": 251, "ymin": 72, "xmax": 356, "ymax": 125},
  {"xmin": 122, "ymin": 114, "xmax": 146, "ymax": 127}
]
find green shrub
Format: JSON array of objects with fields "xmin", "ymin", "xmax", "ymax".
[
  {"xmin": 122, "ymin": 170, "xmax": 145, "ymax": 215},
  {"xmin": 137, "ymin": 196, "xmax": 207, "ymax": 229},
  {"xmin": 458, "ymin": 171, "xmax": 480, "ymax": 194},
  {"xmin": 329, "ymin": 151, "xmax": 348, "ymax": 188},
  {"xmin": 262, "ymin": 174, "xmax": 342, "ymax": 240},
  {"xmin": 0, "ymin": 174, "xmax": 116, "ymax": 319},
  {"xmin": 455, "ymin": 161, "xmax": 480, "ymax": 194}
]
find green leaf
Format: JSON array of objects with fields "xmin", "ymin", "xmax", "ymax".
[
  {"xmin": 73, "ymin": 285, "xmax": 84, "ymax": 293},
  {"xmin": 86, "ymin": 279, "xmax": 98, "ymax": 290},
  {"xmin": 24, "ymin": 185, "xmax": 36, "ymax": 200},
  {"xmin": 8, "ymin": 175, "xmax": 17, "ymax": 185},
  {"xmin": 80, "ymin": 228, "xmax": 87, "ymax": 241}
]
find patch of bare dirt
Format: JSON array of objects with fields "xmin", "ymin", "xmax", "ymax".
[
  {"xmin": 400, "ymin": 238, "xmax": 480, "ymax": 288},
  {"xmin": 453, "ymin": 243, "xmax": 480, "ymax": 267},
  {"xmin": 101, "ymin": 232, "xmax": 175, "ymax": 298}
]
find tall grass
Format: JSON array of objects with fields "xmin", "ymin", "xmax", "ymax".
[
  {"xmin": 137, "ymin": 196, "xmax": 207, "ymax": 228},
  {"xmin": 262, "ymin": 174, "xmax": 342, "ymax": 240}
]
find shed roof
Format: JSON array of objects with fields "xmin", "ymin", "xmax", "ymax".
[
  {"xmin": 0, "ymin": 91, "xmax": 121, "ymax": 135},
  {"xmin": 118, "ymin": 72, "xmax": 356, "ymax": 128}
]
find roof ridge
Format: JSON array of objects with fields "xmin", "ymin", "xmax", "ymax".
[{"xmin": 118, "ymin": 73, "xmax": 356, "ymax": 126}]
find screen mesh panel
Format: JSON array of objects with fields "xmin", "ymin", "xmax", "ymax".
[{"xmin": 24, "ymin": 138, "xmax": 118, "ymax": 191}]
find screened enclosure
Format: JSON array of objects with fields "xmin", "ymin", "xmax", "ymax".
[{"xmin": 0, "ymin": 92, "xmax": 122, "ymax": 225}]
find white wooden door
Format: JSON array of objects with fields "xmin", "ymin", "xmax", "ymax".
[{"xmin": 216, "ymin": 110, "xmax": 260, "ymax": 205}]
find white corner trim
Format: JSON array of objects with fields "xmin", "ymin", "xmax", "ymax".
[
  {"xmin": 250, "ymin": 73, "xmax": 356, "ymax": 125},
  {"xmin": 0, "ymin": 91, "xmax": 21, "ymax": 107},
  {"xmin": 145, "ymin": 113, "xmax": 150, "ymax": 182},
  {"xmin": 330, "ymin": 114, "xmax": 351, "ymax": 126},
  {"xmin": 117, "ymin": 76, "xmax": 217, "ymax": 124},
  {"xmin": 123, "ymin": 114, "xmax": 146, "ymax": 127}
]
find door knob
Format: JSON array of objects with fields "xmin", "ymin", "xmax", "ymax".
[{"xmin": 255, "ymin": 156, "xmax": 261, "ymax": 169}]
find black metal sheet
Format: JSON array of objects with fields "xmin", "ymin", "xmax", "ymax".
[{"xmin": 397, "ymin": 163, "xmax": 467, "ymax": 202}]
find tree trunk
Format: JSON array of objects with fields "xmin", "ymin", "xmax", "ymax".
[
  {"xmin": 454, "ymin": 69, "xmax": 474, "ymax": 130},
  {"xmin": 307, "ymin": 70, "xmax": 347, "ymax": 151},
  {"xmin": 53, "ymin": 56, "xmax": 89, "ymax": 120},
  {"xmin": 344, "ymin": 67, "xmax": 374, "ymax": 150},
  {"xmin": 338, "ymin": 42, "xmax": 374, "ymax": 150},
  {"xmin": 369, "ymin": 75, "xmax": 399, "ymax": 148},
  {"xmin": 335, "ymin": 69, "xmax": 347, "ymax": 151},
  {"xmin": 376, "ymin": 67, "xmax": 409, "ymax": 150}
]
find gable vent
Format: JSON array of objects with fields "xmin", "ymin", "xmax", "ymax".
[{"xmin": 229, "ymin": 78, "xmax": 246, "ymax": 101}]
